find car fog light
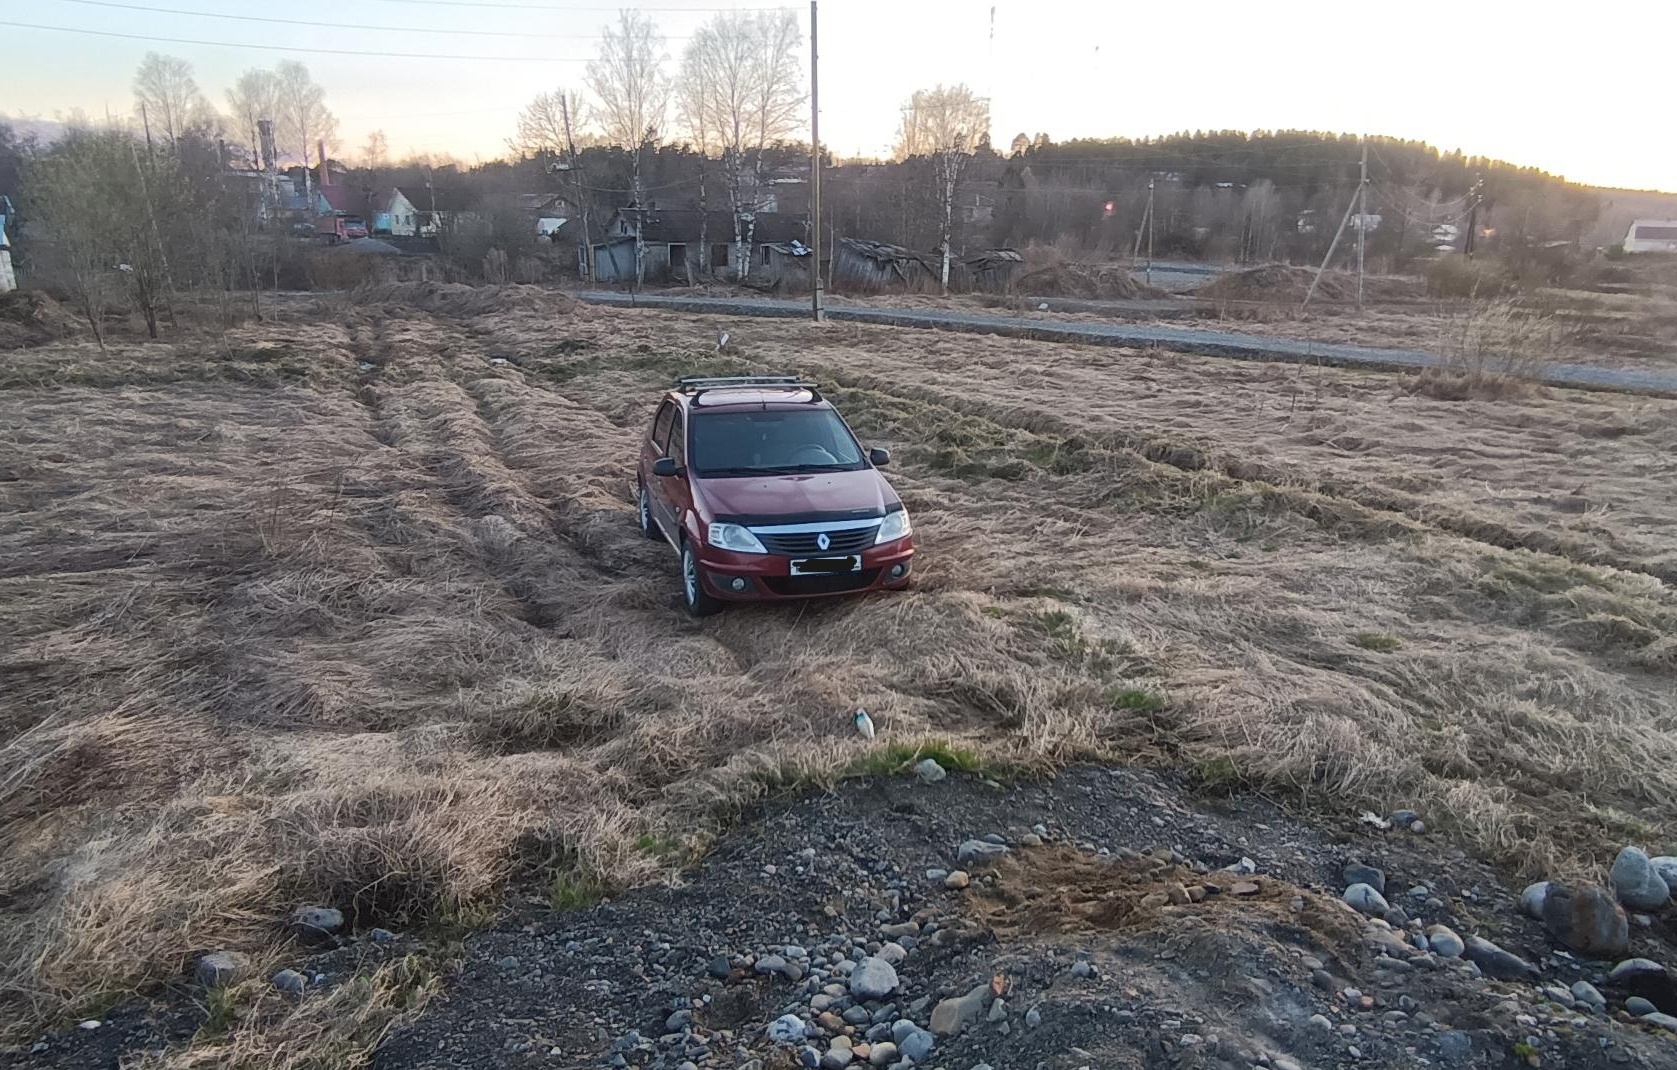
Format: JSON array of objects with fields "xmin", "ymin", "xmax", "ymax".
[
  {"xmin": 889, "ymin": 563, "xmax": 908, "ymax": 579},
  {"xmin": 729, "ymin": 576, "xmax": 749, "ymax": 592}
]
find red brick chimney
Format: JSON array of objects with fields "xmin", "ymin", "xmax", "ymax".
[{"xmin": 318, "ymin": 141, "xmax": 329, "ymax": 187}]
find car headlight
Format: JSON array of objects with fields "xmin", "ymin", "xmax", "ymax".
[
  {"xmin": 875, "ymin": 508, "xmax": 911, "ymax": 545},
  {"xmin": 707, "ymin": 522, "xmax": 767, "ymax": 554}
]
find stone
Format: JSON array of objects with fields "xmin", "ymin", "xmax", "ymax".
[
  {"xmin": 849, "ymin": 957, "xmax": 899, "ymax": 1001},
  {"xmin": 1342, "ymin": 863, "xmax": 1386, "ymax": 895},
  {"xmin": 1343, "ymin": 883, "xmax": 1389, "ymax": 916},
  {"xmin": 818, "ymin": 1011, "xmax": 846, "ymax": 1033},
  {"xmin": 1410, "ymin": 820, "xmax": 1427, "ymax": 834},
  {"xmin": 821, "ymin": 1044, "xmax": 854, "ymax": 1069},
  {"xmin": 1390, "ymin": 809, "xmax": 1420, "ymax": 826},
  {"xmin": 1232, "ymin": 882, "xmax": 1260, "ymax": 897},
  {"xmin": 1612, "ymin": 847, "xmax": 1671, "ymax": 911},
  {"xmin": 1541, "ymin": 882, "xmax": 1629, "ymax": 957},
  {"xmin": 271, "ymin": 968, "xmax": 306, "ymax": 994},
  {"xmin": 929, "ymin": 983, "xmax": 990, "ymax": 1036},
  {"xmin": 914, "ymin": 759, "xmax": 947, "ymax": 784},
  {"xmin": 1609, "ymin": 958, "xmax": 1677, "ymax": 1015},
  {"xmin": 1643, "ymin": 1012, "xmax": 1677, "ymax": 1032},
  {"xmin": 944, "ymin": 871, "xmax": 970, "ymax": 890},
  {"xmin": 955, "ymin": 840, "xmax": 1009, "ymax": 866},
  {"xmin": 843, "ymin": 1006, "xmax": 872, "ymax": 1026},
  {"xmin": 1435, "ymin": 1031, "xmax": 1474, "ymax": 1064},
  {"xmin": 287, "ymin": 906, "xmax": 344, "ymax": 944},
  {"xmin": 195, "ymin": 951, "xmax": 249, "ymax": 988},
  {"xmin": 1571, "ymin": 981, "xmax": 1607, "ymax": 1011},
  {"xmin": 797, "ymin": 1046, "xmax": 822, "ymax": 1069},
  {"xmin": 879, "ymin": 922, "xmax": 919, "ymax": 940},
  {"xmin": 1626, "ymin": 997, "xmax": 1658, "ymax": 1017},
  {"xmin": 369, "ymin": 927, "xmax": 397, "ymax": 944},
  {"xmin": 1307, "ymin": 1013, "xmax": 1333, "ymax": 1031},
  {"xmin": 708, "ymin": 955, "xmax": 732, "ymax": 979},
  {"xmin": 878, "ymin": 942, "xmax": 907, "ymax": 966},
  {"xmin": 986, "ymin": 997, "xmax": 1007, "ymax": 1023},
  {"xmin": 756, "ymin": 955, "xmax": 791, "ymax": 977},
  {"xmin": 1520, "ymin": 881, "xmax": 1553, "ymax": 919},
  {"xmin": 1426, "ymin": 925, "xmax": 1464, "ymax": 958},
  {"xmin": 898, "ymin": 1027, "xmax": 935, "ymax": 1063},
  {"xmin": 867, "ymin": 1043, "xmax": 898, "ymax": 1066},
  {"xmin": 1025, "ymin": 1004, "xmax": 1042, "ymax": 1028},
  {"xmin": 768, "ymin": 1015, "xmax": 809, "ymax": 1044},
  {"xmin": 890, "ymin": 1020, "xmax": 917, "ymax": 1044},
  {"xmin": 1462, "ymin": 936, "xmax": 1537, "ymax": 981},
  {"xmin": 1649, "ymin": 856, "xmax": 1677, "ymax": 893}
]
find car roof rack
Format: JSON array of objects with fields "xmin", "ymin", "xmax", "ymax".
[{"xmin": 677, "ymin": 375, "xmax": 821, "ymax": 401}]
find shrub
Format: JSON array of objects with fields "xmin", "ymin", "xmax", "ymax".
[{"xmin": 1425, "ymin": 255, "xmax": 1512, "ymax": 298}]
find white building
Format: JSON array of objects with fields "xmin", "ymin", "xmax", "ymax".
[{"xmin": 1622, "ymin": 219, "xmax": 1677, "ymax": 254}]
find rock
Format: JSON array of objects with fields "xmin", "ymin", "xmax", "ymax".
[
  {"xmin": 1069, "ymin": 960, "xmax": 1093, "ymax": 978},
  {"xmin": 1571, "ymin": 981, "xmax": 1607, "ymax": 1011},
  {"xmin": 1462, "ymin": 936, "xmax": 1537, "ymax": 980},
  {"xmin": 287, "ymin": 905, "xmax": 344, "ymax": 943},
  {"xmin": 1343, "ymin": 883, "xmax": 1389, "ymax": 916},
  {"xmin": 1649, "ymin": 856, "xmax": 1677, "ymax": 893},
  {"xmin": 271, "ymin": 968, "xmax": 306, "ymax": 994},
  {"xmin": 1426, "ymin": 925, "xmax": 1464, "ymax": 958},
  {"xmin": 1626, "ymin": 996, "xmax": 1658, "ymax": 1017},
  {"xmin": 1308, "ymin": 1013, "xmax": 1333, "ymax": 1031},
  {"xmin": 798, "ymin": 1046, "xmax": 822, "ymax": 1068},
  {"xmin": 1391, "ymin": 809, "xmax": 1420, "ymax": 826},
  {"xmin": 878, "ymin": 942, "xmax": 907, "ymax": 966},
  {"xmin": 756, "ymin": 955, "xmax": 790, "ymax": 977},
  {"xmin": 914, "ymin": 759, "xmax": 947, "ymax": 784},
  {"xmin": 1025, "ymin": 1005, "xmax": 1042, "ymax": 1028},
  {"xmin": 867, "ymin": 1042, "xmax": 898, "ymax": 1066},
  {"xmin": 1520, "ymin": 881, "xmax": 1553, "ymax": 919},
  {"xmin": 955, "ymin": 840, "xmax": 1009, "ymax": 866},
  {"xmin": 822, "ymin": 1044, "xmax": 854, "ymax": 1069},
  {"xmin": 944, "ymin": 871, "xmax": 970, "ymax": 890},
  {"xmin": 369, "ymin": 927, "xmax": 397, "ymax": 944},
  {"xmin": 1342, "ymin": 863, "xmax": 1386, "ymax": 895},
  {"xmin": 1608, "ymin": 958, "xmax": 1677, "ymax": 1014},
  {"xmin": 767, "ymin": 1014, "xmax": 809, "ymax": 1044},
  {"xmin": 890, "ymin": 1020, "xmax": 916, "ymax": 1044},
  {"xmin": 1612, "ymin": 847, "xmax": 1672, "ymax": 911},
  {"xmin": 986, "ymin": 997, "xmax": 1007, "ymax": 1023},
  {"xmin": 195, "ymin": 951, "xmax": 249, "ymax": 988},
  {"xmin": 1410, "ymin": 820, "xmax": 1427, "ymax": 834},
  {"xmin": 708, "ymin": 955, "xmax": 732, "ymax": 980},
  {"xmin": 1435, "ymin": 1030, "xmax": 1474, "ymax": 1064},
  {"xmin": 666, "ymin": 1009, "xmax": 693, "ymax": 1031},
  {"xmin": 843, "ymin": 1006, "xmax": 872, "ymax": 1026},
  {"xmin": 1644, "ymin": 1012, "xmax": 1677, "ymax": 1032},
  {"xmin": 849, "ymin": 957, "xmax": 899, "ymax": 1001},
  {"xmin": 1541, "ymin": 881, "xmax": 1629, "ymax": 957},
  {"xmin": 929, "ymin": 983, "xmax": 990, "ymax": 1036},
  {"xmin": 898, "ymin": 1027, "xmax": 935, "ymax": 1062},
  {"xmin": 880, "ymin": 921, "xmax": 919, "ymax": 940}
]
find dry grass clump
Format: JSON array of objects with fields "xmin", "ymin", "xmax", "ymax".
[
  {"xmin": 4, "ymin": 288, "xmax": 1677, "ymax": 1052},
  {"xmin": 1412, "ymin": 299, "xmax": 1565, "ymax": 399}
]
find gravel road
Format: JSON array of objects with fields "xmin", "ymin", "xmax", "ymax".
[{"xmin": 576, "ymin": 291, "xmax": 1677, "ymax": 396}]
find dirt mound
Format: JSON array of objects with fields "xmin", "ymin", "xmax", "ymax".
[
  {"xmin": 1200, "ymin": 263, "xmax": 1353, "ymax": 302},
  {"xmin": 0, "ymin": 290, "xmax": 84, "ymax": 349},
  {"xmin": 351, "ymin": 281, "xmax": 576, "ymax": 318},
  {"xmin": 1016, "ymin": 262, "xmax": 1166, "ymax": 300}
]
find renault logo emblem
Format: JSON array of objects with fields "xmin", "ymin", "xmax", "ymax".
[{"xmin": 816, "ymin": 532, "xmax": 831, "ymax": 551}]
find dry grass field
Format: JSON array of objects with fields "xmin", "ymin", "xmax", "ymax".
[{"xmin": 3, "ymin": 283, "xmax": 1676, "ymax": 1049}]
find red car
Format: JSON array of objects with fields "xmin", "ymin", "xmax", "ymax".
[{"xmin": 636, "ymin": 376, "xmax": 915, "ymax": 616}]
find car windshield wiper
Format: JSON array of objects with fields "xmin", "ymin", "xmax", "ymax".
[{"xmin": 698, "ymin": 463, "xmax": 856, "ymax": 476}]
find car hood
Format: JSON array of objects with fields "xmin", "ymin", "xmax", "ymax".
[{"xmin": 697, "ymin": 468, "xmax": 897, "ymax": 523}]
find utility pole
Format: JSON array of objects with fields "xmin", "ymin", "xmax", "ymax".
[
  {"xmin": 809, "ymin": 0, "xmax": 825, "ymax": 322},
  {"xmin": 1355, "ymin": 138, "xmax": 1368, "ymax": 311},
  {"xmin": 560, "ymin": 94, "xmax": 591, "ymax": 282},
  {"xmin": 1146, "ymin": 177, "xmax": 1155, "ymax": 286},
  {"xmin": 1464, "ymin": 173, "xmax": 1482, "ymax": 258}
]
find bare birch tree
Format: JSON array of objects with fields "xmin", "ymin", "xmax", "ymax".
[
  {"xmin": 226, "ymin": 67, "xmax": 280, "ymax": 168},
  {"xmin": 274, "ymin": 61, "xmax": 337, "ymax": 204},
  {"xmin": 678, "ymin": 9, "xmax": 802, "ymax": 281},
  {"xmin": 586, "ymin": 10, "xmax": 669, "ymax": 285},
  {"xmin": 513, "ymin": 88, "xmax": 594, "ymax": 277},
  {"xmin": 893, "ymin": 84, "xmax": 988, "ymax": 292},
  {"xmin": 133, "ymin": 53, "xmax": 216, "ymax": 148}
]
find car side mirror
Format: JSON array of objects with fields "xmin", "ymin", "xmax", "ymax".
[
  {"xmin": 869, "ymin": 447, "xmax": 891, "ymax": 467},
  {"xmin": 652, "ymin": 457, "xmax": 681, "ymax": 478}
]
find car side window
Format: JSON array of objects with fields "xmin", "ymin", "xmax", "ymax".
[
  {"xmin": 651, "ymin": 401, "xmax": 675, "ymax": 452},
  {"xmin": 668, "ymin": 409, "xmax": 686, "ymax": 467}
]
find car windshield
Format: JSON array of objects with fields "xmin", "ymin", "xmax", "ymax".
[{"xmin": 690, "ymin": 409, "xmax": 866, "ymax": 476}]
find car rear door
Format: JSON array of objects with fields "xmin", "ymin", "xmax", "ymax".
[{"xmin": 644, "ymin": 400, "xmax": 676, "ymax": 535}]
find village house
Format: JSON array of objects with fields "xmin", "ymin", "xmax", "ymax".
[
  {"xmin": 385, "ymin": 185, "xmax": 483, "ymax": 237},
  {"xmin": 590, "ymin": 208, "xmax": 808, "ymax": 285}
]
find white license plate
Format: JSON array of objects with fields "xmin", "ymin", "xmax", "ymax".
[{"xmin": 790, "ymin": 556, "xmax": 861, "ymax": 575}]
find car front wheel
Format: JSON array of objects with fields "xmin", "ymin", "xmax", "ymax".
[{"xmin": 680, "ymin": 540, "xmax": 723, "ymax": 617}]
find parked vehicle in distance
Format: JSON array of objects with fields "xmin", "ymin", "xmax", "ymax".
[
  {"xmin": 316, "ymin": 213, "xmax": 368, "ymax": 244},
  {"xmin": 636, "ymin": 376, "xmax": 914, "ymax": 616}
]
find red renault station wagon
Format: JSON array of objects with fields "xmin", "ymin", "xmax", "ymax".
[{"xmin": 636, "ymin": 376, "xmax": 914, "ymax": 616}]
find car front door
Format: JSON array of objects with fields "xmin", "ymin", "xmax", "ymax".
[
  {"xmin": 645, "ymin": 400, "xmax": 676, "ymax": 537},
  {"xmin": 655, "ymin": 406, "xmax": 693, "ymax": 538}
]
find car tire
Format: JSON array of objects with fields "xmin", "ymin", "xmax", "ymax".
[
  {"xmin": 637, "ymin": 482, "xmax": 661, "ymax": 541},
  {"xmin": 680, "ymin": 539, "xmax": 723, "ymax": 617}
]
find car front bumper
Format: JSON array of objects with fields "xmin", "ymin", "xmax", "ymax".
[{"xmin": 693, "ymin": 536, "xmax": 915, "ymax": 602}]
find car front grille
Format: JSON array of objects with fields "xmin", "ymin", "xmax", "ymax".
[
  {"xmin": 762, "ymin": 569, "xmax": 881, "ymax": 596},
  {"xmin": 754, "ymin": 526, "xmax": 880, "ymax": 556}
]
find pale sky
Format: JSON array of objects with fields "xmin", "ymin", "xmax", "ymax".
[{"xmin": 5, "ymin": 0, "xmax": 1675, "ymax": 191}]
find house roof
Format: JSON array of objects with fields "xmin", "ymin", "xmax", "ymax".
[
  {"xmin": 319, "ymin": 186, "xmax": 373, "ymax": 214},
  {"xmin": 394, "ymin": 186, "xmax": 481, "ymax": 214},
  {"xmin": 625, "ymin": 209, "xmax": 806, "ymax": 246}
]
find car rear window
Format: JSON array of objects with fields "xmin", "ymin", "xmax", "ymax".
[{"xmin": 690, "ymin": 409, "xmax": 865, "ymax": 476}]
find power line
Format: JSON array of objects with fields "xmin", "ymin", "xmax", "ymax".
[
  {"xmin": 0, "ymin": 18, "xmax": 595, "ymax": 60},
  {"xmin": 46, "ymin": 0, "xmax": 697, "ymax": 39},
  {"xmin": 360, "ymin": 0, "xmax": 787, "ymax": 10}
]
